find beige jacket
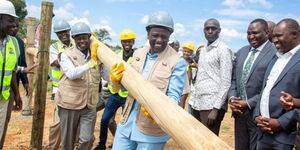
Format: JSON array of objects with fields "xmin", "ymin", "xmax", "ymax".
[
  {"xmin": 56, "ymin": 47, "xmax": 100, "ymax": 110},
  {"xmin": 120, "ymin": 45, "xmax": 180, "ymax": 136}
]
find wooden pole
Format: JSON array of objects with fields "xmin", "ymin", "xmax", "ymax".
[
  {"xmin": 96, "ymin": 42, "xmax": 233, "ymax": 150},
  {"xmin": 24, "ymin": 17, "xmax": 38, "ymax": 113},
  {"xmin": 30, "ymin": 2, "xmax": 53, "ymax": 149}
]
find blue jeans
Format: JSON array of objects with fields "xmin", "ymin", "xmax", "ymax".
[{"xmin": 98, "ymin": 94, "xmax": 126, "ymax": 148}]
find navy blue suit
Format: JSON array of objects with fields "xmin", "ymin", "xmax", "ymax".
[{"xmin": 253, "ymin": 48, "xmax": 300, "ymax": 149}]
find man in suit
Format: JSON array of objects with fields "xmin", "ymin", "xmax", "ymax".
[
  {"xmin": 253, "ymin": 18, "xmax": 300, "ymax": 150},
  {"xmin": 228, "ymin": 19, "xmax": 276, "ymax": 150}
]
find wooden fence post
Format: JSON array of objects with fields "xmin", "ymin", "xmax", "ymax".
[{"xmin": 30, "ymin": 2, "xmax": 53, "ymax": 149}]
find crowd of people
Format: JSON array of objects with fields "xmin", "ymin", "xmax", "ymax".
[{"xmin": 1, "ymin": 0, "xmax": 300, "ymax": 150}]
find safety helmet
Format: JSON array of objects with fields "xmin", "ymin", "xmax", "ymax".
[
  {"xmin": 146, "ymin": 11, "xmax": 174, "ymax": 33},
  {"xmin": 182, "ymin": 42, "xmax": 195, "ymax": 52},
  {"xmin": 53, "ymin": 20, "xmax": 71, "ymax": 33},
  {"xmin": 120, "ymin": 29, "xmax": 136, "ymax": 41},
  {"xmin": 71, "ymin": 22, "xmax": 91, "ymax": 36},
  {"xmin": 0, "ymin": 0, "xmax": 18, "ymax": 18}
]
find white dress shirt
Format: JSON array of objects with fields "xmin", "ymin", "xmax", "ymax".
[
  {"xmin": 189, "ymin": 39, "xmax": 233, "ymax": 110},
  {"xmin": 60, "ymin": 47, "xmax": 90, "ymax": 80},
  {"xmin": 243, "ymin": 41, "xmax": 268, "ymax": 69},
  {"xmin": 260, "ymin": 44, "xmax": 300, "ymax": 118},
  {"xmin": 242, "ymin": 41, "xmax": 268, "ymax": 108}
]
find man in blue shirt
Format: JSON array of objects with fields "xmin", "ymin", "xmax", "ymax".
[{"xmin": 110, "ymin": 11, "xmax": 186, "ymax": 150}]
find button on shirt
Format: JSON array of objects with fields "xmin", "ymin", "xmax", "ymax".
[
  {"xmin": 60, "ymin": 48, "xmax": 90, "ymax": 80},
  {"xmin": 260, "ymin": 44, "xmax": 300, "ymax": 118},
  {"xmin": 117, "ymin": 50, "xmax": 187, "ymax": 143},
  {"xmin": 189, "ymin": 39, "xmax": 233, "ymax": 110}
]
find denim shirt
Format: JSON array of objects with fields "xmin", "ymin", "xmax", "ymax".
[{"xmin": 117, "ymin": 51, "xmax": 187, "ymax": 143}]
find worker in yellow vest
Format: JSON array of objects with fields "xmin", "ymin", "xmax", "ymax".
[
  {"xmin": 0, "ymin": 0, "xmax": 22, "ymax": 144},
  {"xmin": 94, "ymin": 29, "xmax": 135, "ymax": 150},
  {"xmin": 48, "ymin": 20, "xmax": 75, "ymax": 150},
  {"xmin": 50, "ymin": 20, "xmax": 75, "ymax": 100}
]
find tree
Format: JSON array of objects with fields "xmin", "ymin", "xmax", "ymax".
[
  {"xmin": 94, "ymin": 28, "xmax": 112, "ymax": 42},
  {"xmin": 9, "ymin": 0, "xmax": 28, "ymax": 39}
]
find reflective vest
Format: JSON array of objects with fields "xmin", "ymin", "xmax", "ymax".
[
  {"xmin": 0, "ymin": 36, "xmax": 20, "ymax": 100},
  {"xmin": 108, "ymin": 50, "xmax": 133, "ymax": 98},
  {"xmin": 51, "ymin": 40, "xmax": 75, "ymax": 87}
]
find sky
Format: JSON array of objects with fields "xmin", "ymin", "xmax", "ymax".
[{"xmin": 25, "ymin": 0, "xmax": 300, "ymax": 52}]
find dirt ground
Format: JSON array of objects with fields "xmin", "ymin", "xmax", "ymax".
[{"xmin": 3, "ymin": 91, "xmax": 234, "ymax": 150}]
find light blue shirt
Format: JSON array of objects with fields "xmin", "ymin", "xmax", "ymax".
[{"xmin": 117, "ymin": 50, "xmax": 187, "ymax": 143}]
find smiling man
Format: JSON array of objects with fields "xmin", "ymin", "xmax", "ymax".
[
  {"xmin": 56, "ymin": 22, "xmax": 100, "ymax": 150},
  {"xmin": 94, "ymin": 29, "xmax": 135, "ymax": 150},
  {"xmin": 228, "ymin": 19, "xmax": 276, "ymax": 150},
  {"xmin": 111, "ymin": 11, "xmax": 186, "ymax": 150},
  {"xmin": 189, "ymin": 18, "xmax": 233, "ymax": 136},
  {"xmin": 253, "ymin": 18, "xmax": 300, "ymax": 150}
]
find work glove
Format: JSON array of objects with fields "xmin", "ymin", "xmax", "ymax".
[
  {"xmin": 109, "ymin": 62, "xmax": 125, "ymax": 93},
  {"xmin": 87, "ymin": 59, "xmax": 98, "ymax": 68},
  {"xmin": 91, "ymin": 43, "xmax": 100, "ymax": 62},
  {"xmin": 141, "ymin": 106, "xmax": 156, "ymax": 123}
]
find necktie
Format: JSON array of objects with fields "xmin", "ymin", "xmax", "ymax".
[{"xmin": 239, "ymin": 49, "xmax": 258, "ymax": 100}]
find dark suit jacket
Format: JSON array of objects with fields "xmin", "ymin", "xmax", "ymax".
[
  {"xmin": 228, "ymin": 41, "xmax": 277, "ymax": 111},
  {"xmin": 253, "ymin": 47, "xmax": 300, "ymax": 145}
]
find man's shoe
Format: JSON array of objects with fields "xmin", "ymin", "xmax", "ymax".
[
  {"xmin": 108, "ymin": 144, "xmax": 113, "ymax": 148},
  {"xmin": 93, "ymin": 145, "xmax": 106, "ymax": 150},
  {"xmin": 51, "ymin": 93, "xmax": 55, "ymax": 100},
  {"xmin": 21, "ymin": 109, "xmax": 32, "ymax": 116}
]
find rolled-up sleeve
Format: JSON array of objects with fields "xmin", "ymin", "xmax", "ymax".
[
  {"xmin": 49, "ymin": 45, "xmax": 59, "ymax": 65},
  {"xmin": 166, "ymin": 58, "xmax": 187, "ymax": 104},
  {"xmin": 60, "ymin": 53, "xmax": 90, "ymax": 80}
]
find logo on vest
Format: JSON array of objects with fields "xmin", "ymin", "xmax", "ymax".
[{"xmin": 8, "ymin": 48, "xmax": 14, "ymax": 54}]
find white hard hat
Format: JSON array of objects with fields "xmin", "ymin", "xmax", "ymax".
[
  {"xmin": 0, "ymin": 0, "xmax": 18, "ymax": 18},
  {"xmin": 53, "ymin": 20, "xmax": 71, "ymax": 33},
  {"xmin": 71, "ymin": 22, "xmax": 91, "ymax": 36},
  {"xmin": 146, "ymin": 11, "xmax": 174, "ymax": 33}
]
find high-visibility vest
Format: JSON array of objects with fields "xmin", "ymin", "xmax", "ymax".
[
  {"xmin": 0, "ymin": 36, "xmax": 20, "ymax": 100},
  {"xmin": 108, "ymin": 50, "xmax": 133, "ymax": 98},
  {"xmin": 51, "ymin": 40, "xmax": 75, "ymax": 87}
]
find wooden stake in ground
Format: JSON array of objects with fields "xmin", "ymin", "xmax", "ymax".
[
  {"xmin": 96, "ymin": 42, "xmax": 233, "ymax": 150},
  {"xmin": 24, "ymin": 17, "xmax": 38, "ymax": 114},
  {"xmin": 30, "ymin": 2, "xmax": 53, "ymax": 149}
]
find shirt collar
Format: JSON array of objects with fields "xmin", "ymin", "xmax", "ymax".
[
  {"xmin": 276, "ymin": 44, "xmax": 300, "ymax": 58},
  {"xmin": 0, "ymin": 36, "xmax": 8, "ymax": 44},
  {"xmin": 206, "ymin": 38, "xmax": 220, "ymax": 51},
  {"xmin": 147, "ymin": 47, "xmax": 161, "ymax": 58},
  {"xmin": 251, "ymin": 40, "xmax": 268, "ymax": 52}
]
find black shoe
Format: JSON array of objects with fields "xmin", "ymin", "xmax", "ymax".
[
  {"xmin": 51, "ymin": 93, "xmax": 55, "ymax": 100},
  {"xmin": 93, "ymin": 145, "xmax": 106, "ymax": 150},
  {"xmin": 108, "ymin": 144, "xmax": 113, "ymax": 148}
]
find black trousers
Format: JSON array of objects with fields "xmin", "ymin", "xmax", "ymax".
[{"xmin": 191, "ymin": 108, "xmax": 225, "ymax": 136}]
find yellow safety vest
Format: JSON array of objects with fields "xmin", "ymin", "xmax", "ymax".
[
  {"xmin": 51, "ymin": 40, "xmax": 75, "ymax": 87},
  {"xmin": 108, "ymin": 50, "xmax": 133, "ymax": 98},
  {"xmin": 0, "ymin": 36, "xmax": 20, "ymax": 100}
]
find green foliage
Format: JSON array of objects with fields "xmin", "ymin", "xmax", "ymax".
[
  {"xmin": 94, "ymin": 28, "xmax": 112, "ymax": 42},
  {"xmin": 9, "ymin": 0, "xmax": 27, "ymax": 19},
  {"xmin": 9, "ymin": 0, "xmax": 28, "ymax": 39}
]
